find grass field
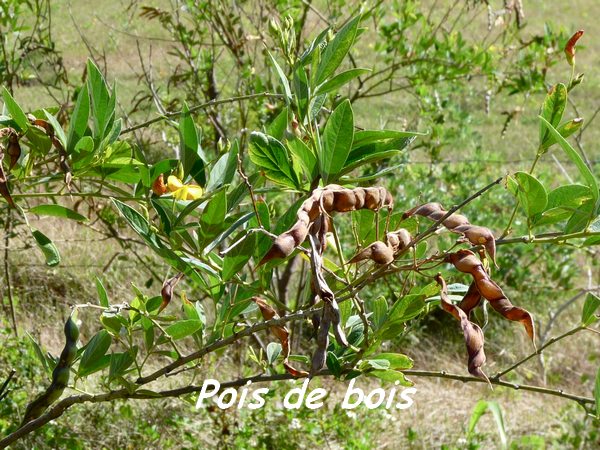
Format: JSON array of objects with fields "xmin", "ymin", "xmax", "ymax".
[{"xmin": 2, "ymin": 1, "xmax": 599, "ymax": 448}]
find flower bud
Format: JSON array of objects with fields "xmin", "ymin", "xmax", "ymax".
[{"xmin": 565, "ymin": 30, "xmax": 584, "ymax": 66}]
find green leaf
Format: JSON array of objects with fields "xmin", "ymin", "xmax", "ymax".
[
  {"xmin": 1, "ymin": 87, "xmax": 28, "ymax": 132},
  {"xmin": 539, "ymin": 116, "xmax": 599, "ymax": 215},
  {"xmin": 341, "ymin": 134, "xmax": 416, "ymax": 175},
  {"xmin": 315, "ymin": 15, "xmax": 361, "ymax": 85},
  {"xmin": 31, "ymin": 229, "xmax": 60, "ymax": 267},
  {"xmin": 266, "ymin": 342, "xmax": 282, "ymax": 365},
  {"xmin": 43, "ymin": 110, "xmax": 67, "ymax": 150},
  {"xmin": 200, "ymin": 190, "xmax": 227, "ymax": 237},
  {"xmin": 67, "ymin": 84, "xmax": 90, "ymax": 154},
  {"xmin": 373, "ymin": 353, "xmax": 413, "ymax": 370},
  {"xmin": 533, "ymin": 184, "xmax": 591, "ymax": 227},
  {"xmin": 377, "ymin": 294, "xmax": 425, "ymax": 340},
  {"xmin": 267, "ymin": 51, "xmax": 292, "ymax": 104},
  {"xmin": 112, "ymin": 199, "xmax": 151, "ymax": 238},
  {"xmin": 26, "ymin": 332, "xmax": 49, "ymax": 374},
  {"xmin": 29, "ymin": 204, "xmax": 87, "ymax": 222},
  {"xmin": 293, "ymin": 68, "xmax": 310, "ymax": 121},
  {"xmin": 315, "ymin": 68, "xmax": 370, "ymax": 95},
  {"xmin": 267, "ymin": 107, "xmax": 289, "ymax": 140},
  {"xmin": 369, "ymin": 296, "xmax": 388, "ymax": 330},
  {"xmin": 539, "ymin": 83, "xmax": 567, "ymax": 149},
  {"xmin": 581, "ymin": 292, "xmax": 600, "ymax": 326},
  {"xmin": 468, "ymin": 400, "xmax": 507, "ymax": 449},
  {"xmin": 541, "ymin": 118, "xmax": 583, "ymax": 151},
  {"xmin": 248, "ymin": 131, "xmax": 299, "ymax": 188},
  {"xmin": 222, "ymin": 232, "xmax": 255, "ymax": 281},
  {"xmin": 368, "ymin": 369, "xmax": 412, "ymax": 386},
  {"xmin": 165, "ymin": 320, "xmax": 203, "ymax": 340},
  {"xmin": 79, "ymin": 330, "xmax": 112, "ymax": 376},
  {"xmin": 319, "ymin": 99, "xmax": 353, "ymax": 182},
  {"xmin": 206, "ymin": 139, "xmax": 239, "ymax": 192},
  {"xmin": 179, "ymin": 103, "xmax": 206, "ymax": 186},
  {"xmin": 326, "ymin": 352, "xmax": 342, "ymax": 377},
  {"xmin": 109, "ymin": 350, "xmax": 136, "ymax": 380},
  {"xmin": 96, "ymin": 277, "xmax": 109, "ymax": 308},
  {"xmin": 287, "ymin": 137, "xmax": 317, "ymax": 181},
  {"xmin": 507, "ymin": 172, "xmax": 548, "ymax": 218},
  {"xmin": 352, "ymin": 130, "xmax": 423, "ymax": 148},
  {"xmin": 565, "ymin": 198, "xmax": 595, "ymax": 233},
  {"xmin": 87, "ymin": 59, "xmax": 114, "ymax": 140}
]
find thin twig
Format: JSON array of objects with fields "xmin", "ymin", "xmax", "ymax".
[
  {"xmin": 120, "ymin": 92, "xmax": 284, "ymax": 135},
  {"xmin": 492, "ymin": 325, "xmax": 585, "ymax": 379}
]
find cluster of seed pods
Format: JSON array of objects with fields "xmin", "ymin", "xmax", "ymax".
[
  {"xmin": 256, "ymin": 185, "xmax": 534, "ymax": 379},
  {"xmin": 258, "ymin": 184, "xmax": 393, "ymax": 266},
  {"xmin": 348, "ymin": 228, "xmax": 412, "ymax": 265}
]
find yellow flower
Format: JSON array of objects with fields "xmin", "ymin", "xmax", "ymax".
[{"xmin": 166, "ymin": 175, "xmax": 203, "ymax": 200}]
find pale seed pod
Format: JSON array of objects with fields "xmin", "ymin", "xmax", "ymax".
[
  {"xmin": 348, "ymin": 241, "xmax": 394, "ymax": 265},
  {"xmin": 443, "ymin": 213, "xmax": 470, "ymax": 229},
  {"xmin": 353, "ymin": 188, "xmax": 366, "ymax": 209},
  {"xmin": 319, "ymin": 190, "xmax": 335, "ymax": 212}
]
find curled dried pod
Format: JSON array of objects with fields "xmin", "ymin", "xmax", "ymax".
[
  {"xmin": 319, "ymin": 189, "xmax": 335, "ymax": 212},
  {"xmin": 258, "ymin": 233, "xmax": 297, "ymax": 266},
  {"xmin": 327, "ymin": 300, "xmax": 348, "ymax": 347},
  {"xmin": 353, "ymin": 187, "xmax": 366, "ymax": 209},
  {"xmin": 458, "ymin": 282, "xmax": 482, "ymax": 319},
  {"xmin": 310, "ymin": 310, "xmax": 331, "ymax": 377},
  {"xmin": 288, "ymin": 222, "xmax": 309, "ymax": 245},
  {"xmin": 448, "ymin": 249, "xmax": 535, "ymax": 342},
  {"xmin": 403, "ymin": 202, "xmax": 444, "ymax": 220},
  {"xmin": 252, "ymin": 297, "xmax": 308, "ymax": 377},
  {"xmin": 454, "ymin": 225, "xmax": 497, "ymax": 265},
  {"xmin": 0, "ymin": 150, "xmax": 15, "ymax": 208},
  {"xmin": 436, "ymin": 274, "xmax": 487, "ymax": 381}
]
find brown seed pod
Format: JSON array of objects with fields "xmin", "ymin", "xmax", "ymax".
[
  {"xmin": 348, "ymin": 241, "xmax": 394, "ymax": 265},
  {"xmin": 447, "ymin": 249, "xmax": 535, "ymax": 342},
  {"xmin": 0, "ymin": 149, "xmax": 15, "ymax": 208},
  {"xmin": 159, "ymin": 272, "xmax": 184, "ymax": 313},
  {"xmin": 310, "ymin": 310, "xmax": 331, "ymax": 377},
  {"xmin": 404, "ymin": 202, "xmax": 497, "ymax": 265},
  {"xmin": 436, "ymin": 274, "xmax": 487, "ymax": 380},
  {"xmin": 458, "ymin": 282, "xmax": 482, "ymax": 319},
  {"xmin": 253, "ymin": 297, "xmax": 308, "ymax": 377},
  {"xmin": 333, "ymin": 190, "xmax": 357, "ymax": 212},
  {"xmin": 327, "ymin": 300, "xmax": 348, "ymax": 347},
  {"xmin": 442, "ymin": 213, "xmax": 470, "ymax": 229},
  {"xmin": 7, "ymin": 132, "xmax": 21, "ymax": 170},
  {"xmin": 386, "ymin": 229, "xmax": 411, "ymax": 252}
]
